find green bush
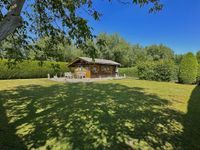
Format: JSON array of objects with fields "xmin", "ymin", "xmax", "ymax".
[
  {"xmin": 137, "ymin": 61, "xmax": 177, "ymax": 82},
  {"xmin": 119, "ymin": 67, "xmax": 138, "ymax": 78},
  {"xmin": 154, "ymin": 61, "xmax": 177, "ymax": 82},
  {"xmin": 0, "ymin": 59, "xmax": 68, "ymax": 79},
  {"xmin": 137, "ymin": 62, "xmax": 155, "ymax": 80},
  {"xmin": 197, "ymin": 64, "xmax": 200, "ymax": 84},
  {"xmin": 178, "ymin": 53, "xmax": 198, "ymax": 84}
]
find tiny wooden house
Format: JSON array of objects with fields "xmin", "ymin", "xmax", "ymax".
[{"xmin": 68, "ymin": 57, "xmax": 121, "ymax": 78}]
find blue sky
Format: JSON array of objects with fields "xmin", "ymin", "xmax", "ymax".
[{"xmin": 83, "ymin": 0, "xmax": 200, "ymax": 54}]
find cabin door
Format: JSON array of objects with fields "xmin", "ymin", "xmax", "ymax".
[{"xmin": 85, "ymin": 67, "xmax": 91, "ymax": 78}]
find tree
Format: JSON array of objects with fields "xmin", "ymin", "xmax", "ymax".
[
  {"xmin": 31, "ymin": 36, "xmax": 84, "ymax": 62},
  {"xmin": 0, "ymin": 0, "xmax": 163, "ymax": 44},
  {"xmin": 196, "ymin": 51, "xmax": 200, "ymax": 64},
  {"xmin": 197, "ymin": 64, "xmax": 200, "ymax": 84},
  {"xmin": 131, "ymin": 45, "xmax": 147, "ymax": 65},
  {"xmin": 145, "ymin": 44, "xmax": 174, "ymax": 61},
  {"xmin": 0, "ymin": 35, "xmax": 28, "ymax": 60},
  {"xmin": 175, "ymin": 54, "xmax": 183, "ymax": 65},
  {"xmin": 93, "ymin": 33, "xmax": 135, "ymax": 67},
  {"xmin": 178, "ymin": 52, "xmax": 198, "ymax": 84}
]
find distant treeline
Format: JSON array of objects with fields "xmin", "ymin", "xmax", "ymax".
[
  {"xmin": 2, "ymin": 33, "xmax": 197, "ymax": 67},
  {"xmin": 1, "ymin": 33, "xmax": 200, "ymax": 84}
]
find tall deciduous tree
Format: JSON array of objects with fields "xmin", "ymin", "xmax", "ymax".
[
  {"xmin": 0, "ymin": 0, "xmax": 163, "ymax": 44},
  {"xmin": 175, "ymin": 54, "xmax": 183, "ymax": 65},
  {"xmin": 92, "ymin": 33, "xmax": 135, "ymax": 67},
  {"xmin": 145, "ymin": 44, "xmax": 175, "ymax": 61},
  {"xmin": 32, "ymin": 36, "xmax": 83, "ymax": 62}
]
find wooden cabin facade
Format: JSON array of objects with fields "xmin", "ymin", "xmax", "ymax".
[{"xmin": 68, "ymin": 57, "xmax": 121, "ymax": 78}]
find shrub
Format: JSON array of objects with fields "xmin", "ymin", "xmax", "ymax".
[
  {"xmin": 137, "ymin": 61, "xmax": 177, "ymax": 82},
  {"xmin": 137, "ymin": 62, "xmax": 155, "ymax": 80},
  {"xmin": 154, "ymin": 61, "xmax": 177, "ymax": 82},
  {"xmin": 0, "ymin": 59, "xmax": 68, "ymax": 79},
  {"xmin": 119, "ymin": 67, "xmax": 138, "ymax": 78},
  {"xmin": 197, "ymin": 64, "xmax": 200, "ymax": 84},
  {"xmin": 178, "ymin": 53, "xmax": 198, "ymax": 84}
]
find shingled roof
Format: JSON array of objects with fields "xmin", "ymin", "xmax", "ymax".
[{"xmin": 68, "ymin": 57, "xmax": 121, "ymax": 67}]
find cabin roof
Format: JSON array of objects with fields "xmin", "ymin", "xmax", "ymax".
[{"xmin": 68, "ymin": 57, "xmax": 121, "ymax": 67}]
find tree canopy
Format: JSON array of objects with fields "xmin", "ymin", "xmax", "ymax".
[
  {"xmin": 196, "ymin": 51, "xmax": 200, "ymax": 64},
  {"xmin": 1, "ymin": 32, "xmax": 177, "ymax": 67},
  {"xmin": 0, "ymin": 0, "xmax": 163, "ymax": 45},
  {"xmin": 145, "ymin": 44, "xmax": 174, "ymax": 61}
]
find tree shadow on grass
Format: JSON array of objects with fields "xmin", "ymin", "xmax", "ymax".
[
  {"xmin": 0, "ymin": 82, "xmax": 184, "ymax": 149},
  {"xmin": 183, "ymin": 85, "xmax": 200, "ymax": 149},
  {"xmin": 0, "ymin": 96, "xmax": 27, "ymax": 150}
]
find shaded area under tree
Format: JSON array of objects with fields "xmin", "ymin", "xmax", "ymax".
[
  {"xmin": 183, "ymin": 85, "xmax": 200, "ymax": 149},
  {"xmin": 0, "ymin": 82, "xmax": 199, "ymax": 149}
]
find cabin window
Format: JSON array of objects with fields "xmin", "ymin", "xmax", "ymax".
[
  {"xmin": 75, "ymin": 66, "xmax": 83, "ymax": 71},
  {"xmin": 92, "ymin": 66, "xmax": 98, "ymax": 73},
  {"xmin": 85, "ymin": 67, "xmax": 90, "ymax": 71},
  {"xmin": 101, "ymin": 66, "xmax": 111, "ymax": 73},
  {"xmin": 78, "ymin": 67, "xmax": 81, "ymax": 71}
]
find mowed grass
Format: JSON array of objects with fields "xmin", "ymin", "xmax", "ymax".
[{"xmin": 0, "ymin": 79, "xmax": 200, "ymax": 150}]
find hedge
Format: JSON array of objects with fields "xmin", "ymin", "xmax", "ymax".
[
  {"xmin": 119, "ymin": 67, "xmax": 138, "ymax": 78},
  {"xmin": 137, "ymin": 62, "xmax": 155, "ymax": 80},
  {"xmin": 197, "ymin": 64, "xmax": 200, "ymax": 84},
  {"xmin": 178, "ymin": 53, "xmax": 198, "ymax": 84},
  {"xmin": 0, "ymin": 59, "xmax": 68, "ymax": 79},
  {"xmin": 153, "ymin": 61, "xmax": 178, "ymax": 82},
  {"xmin": 137, "ymin": 61, "xmax": 177, "ymax": 82}
]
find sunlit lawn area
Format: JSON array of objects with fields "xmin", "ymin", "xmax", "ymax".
[{"xmin": 0, "ymin": 79, "xmax": 199, "ymax": 149}]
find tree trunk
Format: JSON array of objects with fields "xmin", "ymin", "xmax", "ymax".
[{"xmin": 0, "ymin": 0, "xmax": 25, "ymax": 41}]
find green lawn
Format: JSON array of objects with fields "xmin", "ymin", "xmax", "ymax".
[{"xmin": 0, "ymin": 79, "xmax": 199, "ymax": 150}]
